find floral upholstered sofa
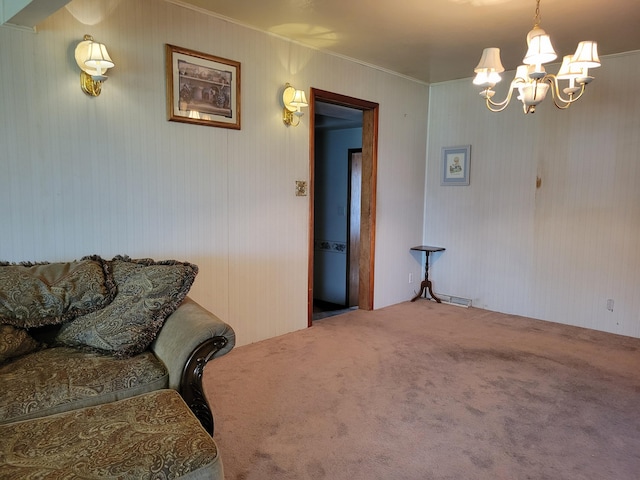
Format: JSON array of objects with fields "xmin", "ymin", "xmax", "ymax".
[{"xmin": 0, "ymin": 255, "xmax": 235, "ymax": 479}]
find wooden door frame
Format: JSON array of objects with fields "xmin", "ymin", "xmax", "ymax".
[{"xmin": 308, "ymin": 89, "xmax": 379, "ymax": 326}]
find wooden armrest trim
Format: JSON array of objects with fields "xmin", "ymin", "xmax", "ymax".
[{"xmin": 179, "ymin": 336, "xmax": 229, "ymax": 435}]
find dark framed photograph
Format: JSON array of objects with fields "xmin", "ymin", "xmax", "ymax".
[
  {"xmin": 441, "ymin": 145, "xmax": 470, "ymax": 186},
  {"xmin": 165, "ymin": 44, "xmax": 241, "ymax": 129}
]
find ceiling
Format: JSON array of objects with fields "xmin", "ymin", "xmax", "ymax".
[
  {"xmin": 6, "ymin": 0, "xmax": 639, "ymax": 84},
  {"xmin": 174, "ymin": 0, "xmax": 640, "ymax": 84}
]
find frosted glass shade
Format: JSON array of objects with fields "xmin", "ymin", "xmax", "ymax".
[
  {"xmin": 474, "ymin": 48, "xmax": 505, "ymax": 73},
  {"xmin": 523, "ymin": 28, "xmax": 557, "ymax": 65},
  {"xmin": 512, "ymin": 65, "xmax": 531, "ymax": 89},
  {"xmin": 291, "ymin": 90, "xmax": 308, "ymax": 108},
  {"xmin": 572, "ymin": 41, "xmax": 600, "ymax": 69},
  {"xmin": 557, "ymin": 55, "xmax": 582, "ymax": 80},
  {"xmin": 84, "ymin": 42, "xmax": 114, "ymax": 74}
]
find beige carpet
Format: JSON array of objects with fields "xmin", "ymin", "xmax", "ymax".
[{"xmin": 203, "ymin": 301, "xmax": 640, "ymax": 480}]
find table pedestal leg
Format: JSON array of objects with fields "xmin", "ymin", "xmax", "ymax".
[
  {"xmin": 410, "ymin": 279, "xmax": 442, "ymax": 303},
  {"xmin": 410, "ymin": 252, "xmax": 442, "ymax": 303}
]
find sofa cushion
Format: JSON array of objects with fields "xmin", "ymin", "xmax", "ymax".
[
  {"xmin": 55, "ymin": 256, "xmax": 198, "ymax": 357},
  {"xmin": 0, "ymin": 389, "xmax": 222, "ymax": 480},
  {"xmin": 0, "ymin": 324, "xmax": 40, "ymax": 364},
  {"xmin": 0, "ymin": 346, "xmax": 168, "ymax": 425},
  {"xmin": 0, "ymin": 256, "xmax": 116, "ymax": 328}
]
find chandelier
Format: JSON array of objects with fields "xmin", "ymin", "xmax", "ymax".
[{"xmin": 473, "ymin": 0, "xmax": 600, "ymax": 114}]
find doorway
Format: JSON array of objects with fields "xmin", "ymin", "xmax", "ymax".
[{"xmin": 308, "ymin": 89, "xmax": 379, "ymax": 326}]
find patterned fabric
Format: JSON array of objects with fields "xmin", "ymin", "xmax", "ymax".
[
  {"xmin": 0, "ymin": 346, "xmax": 168, "ymax": 424},
  {"xmin": 0, "ymin": 324, "xmax": 40, "ymax": 364},
  {"xmin": 0, "ymin": 389, "xmax": 222, "ymax": 480},
  {"xmin": 0, "ymin": 257, "xmax": 116, "ymax": 328},
  {"xmin": 55, "ymin": 256, "xmax": 198, "ymax": 357}
]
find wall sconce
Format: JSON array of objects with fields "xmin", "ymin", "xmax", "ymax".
[
  {"xmin": 74, "ymin": 34, "xmax": 114, "ymax": 97},
  {"xmin": 282, "ymin": 83, "xmax": 308, "ymax": 126}
]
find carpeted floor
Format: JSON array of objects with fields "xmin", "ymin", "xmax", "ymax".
[{"xmin": 204, "ymin": 301, "xmax": 640, "ymax": 480}]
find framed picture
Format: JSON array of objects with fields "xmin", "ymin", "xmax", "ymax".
[
  {"xmin": 441, "ymin": 145, "xmax": 471, "ymax": 186},
  {"xmin": 165, "ymin": 44, "xmax": 241, "ymax": 129}
]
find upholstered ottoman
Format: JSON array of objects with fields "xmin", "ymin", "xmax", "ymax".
[{"xmin": 0, "ymin": 389, "xmax": 223, "ymax": 479}]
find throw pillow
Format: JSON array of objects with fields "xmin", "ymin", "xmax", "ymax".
[
  {"xmin": 55, "ymin": 256, "xmax": 198, "ymax": 358},
  {"xmin": 0, "ymin": 324, "xmax": 40, "ymax": 364},
  {"xmin": 0, "ymin": 256, "xmax": 117, "ymax": 328}
]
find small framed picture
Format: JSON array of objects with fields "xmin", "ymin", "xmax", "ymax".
[
  {"xmin": 165, "ymin": 44, "xmax": 241, "ymax": 129},
  {"xmin": 441, "ymin": 145, "xmax": 471, "ymax": 186}
]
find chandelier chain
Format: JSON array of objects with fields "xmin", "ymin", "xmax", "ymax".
[{"xmin": 534, "ymin": 0, "xmax": 541, "ymax": 27}]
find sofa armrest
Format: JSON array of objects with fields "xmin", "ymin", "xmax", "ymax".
[{"xmin": 150, "ymin": 297, "xmax": 235, "ymax": 434}]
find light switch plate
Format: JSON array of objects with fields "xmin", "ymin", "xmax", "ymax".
[{"xmin": 295, "ymin": 180, "xmax": 308, "ymax": 196}]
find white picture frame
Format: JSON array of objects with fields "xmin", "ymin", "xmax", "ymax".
[{"xmin": 441, "ymin": 145, "xmax": 470, "ymax": 186}]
